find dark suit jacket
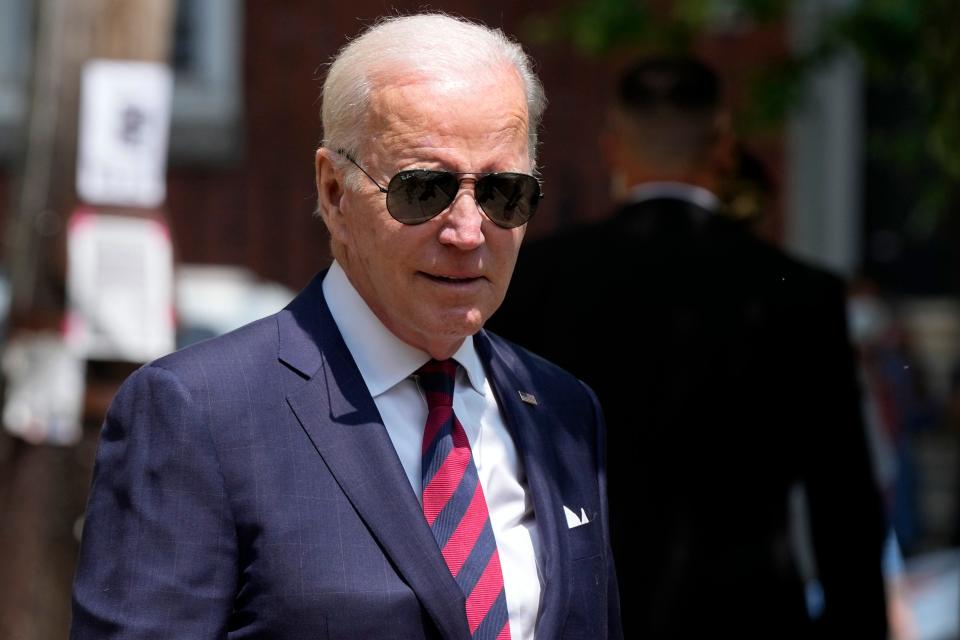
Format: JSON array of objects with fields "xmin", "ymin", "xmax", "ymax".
[
  {"xmin": 70, "ymin": 271, "xmax": 622, "ymax": 639},
  {"xmin": 489, "ymin": 198, "xmax": 888, "ymax": 638}
]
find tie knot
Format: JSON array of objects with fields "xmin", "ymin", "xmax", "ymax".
[{"xmin": 416, "ymin": 358, "xmax": 457, "ymax": 409}]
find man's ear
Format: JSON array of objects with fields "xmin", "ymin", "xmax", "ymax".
[
  {"xmin": 709, "ymin": 112, "xmax": 736, "ymax": 176},
  {"xmin": 599, "ymin": 129, "xmax": 618, "ymax": 169},
  {"xmin": 315, "ymin": 147, "xmax": 349, "ymax": 244},
  {"xmin": 601, "ymin": 112, "xmax": 635, "ymax": 200},
  {"xmin": 599, "ymin": 109, "xmax": 625, "ymax": 170}
]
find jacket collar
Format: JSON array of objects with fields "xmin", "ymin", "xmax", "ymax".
[
  {"xmin": 278, "ymin": 271, "xmax": 570, "ymax": 637},
  {"xmin": 280, "ymin": 271, "xmax": 470, "ymax": 639},
  {"xmin": 475, "ymin": 331, "xmax": 571, "ymax": 638}
]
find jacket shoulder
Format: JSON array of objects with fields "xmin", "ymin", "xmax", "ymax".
[
  {"xmin": 482, "ymin": 329, "xmax": 597, "ymax": 406},
  {"xmin": 145, "ymin": 313, "xmax": 282, "ymax": 391}
]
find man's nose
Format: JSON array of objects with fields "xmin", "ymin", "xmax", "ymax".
[{"xmin": 437, "ymin": 181, "xmax": 485, "ymax": 250}]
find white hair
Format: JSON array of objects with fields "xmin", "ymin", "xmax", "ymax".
[{"xmin": 321, "ymin": 13, "xmax": 547, "ymax": 172}]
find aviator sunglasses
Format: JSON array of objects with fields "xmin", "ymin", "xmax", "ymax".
[{"xmin": 337, "ymin": 150, "xmax": 543, "ymax": 229}]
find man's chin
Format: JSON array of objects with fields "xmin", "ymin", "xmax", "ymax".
[{"xmin": 429, "ymin": 309, "xmax": 487, "ymax": 340}]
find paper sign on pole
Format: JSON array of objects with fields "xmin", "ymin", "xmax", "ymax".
[
  {"xmin": 65, "ymin": 208, "xmax": 175, "ymax": 362},
  {"xmin": 76, "ymin": 59, "xmax": 172, "ymax": 208},
  {"xmin": 2, "ymin": 332, "xmax": 85, "ymax": 446}
]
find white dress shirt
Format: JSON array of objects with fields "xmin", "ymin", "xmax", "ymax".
[
  {"xmin": 322, "ymin": 260, "xmax": 542, "ymax": 640},
  {"xmin": 628, "ymin": 180, "xmax": 721, "ymax": 211}
]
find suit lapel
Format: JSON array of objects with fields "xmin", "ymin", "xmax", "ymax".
[
  {"xmin": 475, "ymin": 330, "xmax": 572, "ymax": 638},
  {"xmin": 279, "ymin": 274, "xmax": 470, "ymax": 640}
]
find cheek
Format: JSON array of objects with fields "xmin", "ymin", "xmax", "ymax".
[
  {"xmin": 492, "ymin": 229, "xmax": 525, "ymax": 270},
  {"xmin": 335, "ymin": 193, "xmax": 364, "ymax": 248},
  {"xmin": 353, "ymin": 223, "xmax": 412, "ymax": 290},
  {"xmin": 342, "ymin": 199, "xmax": 387, "ymax": 255}
]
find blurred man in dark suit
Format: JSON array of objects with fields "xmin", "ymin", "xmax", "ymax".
[{"xmin": 490, "ymin": 57, "xmax": 888, "ymax": 638}]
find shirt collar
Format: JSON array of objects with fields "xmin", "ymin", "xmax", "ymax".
[
  {"xmin": 627, "ymin": 181, "xmax": 721, "ymax": 212},
  {"xmin": 322, "ymin": 260, "xmax": 487, "ymax": 398}
]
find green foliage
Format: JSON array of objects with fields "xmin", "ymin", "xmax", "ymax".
[
  {"xmin": 922, "ymin": 0, "xmax": 960, "ymax": 180},
  {"xmin": 525, "ymin": 0, "xmax": 791, "ymax": 56},
  {"xmin": 835, "ymin": 0, "xmax": 960, "ymax": 228},
  {"xmin": 525, "ymin": 1, "xmax": 665, "ymax": 55},
  {"xmin": 737, "ymin": 58, "xmax": 807, "ymax": 133},
  {"xmin": 525, "ymin": 0, "xmax": 960, "ymax": 225}
]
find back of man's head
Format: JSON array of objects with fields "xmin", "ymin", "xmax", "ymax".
[{"xmin": 608, "ymin": 56, "xmax": 726, "ymax": 180}]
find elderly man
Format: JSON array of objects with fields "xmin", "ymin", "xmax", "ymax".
[{"xmin": 70, "ymin": 14, "xmax": 621, "ymax": 640}]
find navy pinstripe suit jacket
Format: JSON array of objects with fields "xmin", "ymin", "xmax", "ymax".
[{"xmin": 70, "ymin": 270, "xmax": 622, "ymax": 639}]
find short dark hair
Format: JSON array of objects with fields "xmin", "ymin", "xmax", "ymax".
[{"xmin": 617, "ymin": 57, "xmax": 721, "ymax": 114}]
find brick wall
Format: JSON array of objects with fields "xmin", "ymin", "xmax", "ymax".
[{"xmin": 1, "ymin": 1, "xmax": 788, "ymax": 291}]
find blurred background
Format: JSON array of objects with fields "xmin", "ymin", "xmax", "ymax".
[{"xmin": 0, "ymin": 0, "xmax": 957, "ymax": 638}]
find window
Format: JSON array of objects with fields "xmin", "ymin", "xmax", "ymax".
[
  {"xmin": 0, "ymin": 0, "xmax": 243, "ymax": 166},
  {"xmin": 0, "ymin": 0, "xmax": 31, "ymax": 163},
  {"xmin": 168, "ymin": 0, "xmax": 244, "ymax": 165}
]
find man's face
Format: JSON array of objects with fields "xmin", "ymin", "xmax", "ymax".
[{"xmin": 320, "ymin": 67, "xmax": 530, "ymax": 359}]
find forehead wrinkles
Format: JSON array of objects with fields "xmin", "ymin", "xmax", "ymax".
[{"xmin": 362, "ymin": 69, "xmax": 529, "ymax": 165}]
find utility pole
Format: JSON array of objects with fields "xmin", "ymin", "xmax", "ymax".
[
  {"xmin": 0, "ymin": 2, "xmax": 175, "ymax": 638},
  {"xmin": 6, "ymin": 0, "xmax": 176, "ymax": 321}
]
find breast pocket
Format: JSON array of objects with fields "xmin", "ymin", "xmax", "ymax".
[
  {"xmin": 567, "ymin": 513, "xmax": 603, "ymax": 559},
  {"xmin": 564, "ymin": 517, "xmax": 608, "ymax": 639}
]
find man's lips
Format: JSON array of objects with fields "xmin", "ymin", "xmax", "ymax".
[{"xmin": 419, "ymin": 271, "xmax": 484, "ymax": 284}]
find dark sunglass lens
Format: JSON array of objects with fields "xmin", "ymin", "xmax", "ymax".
[
  {"xmin": 385, "ymin": 170, "xmax": 459, "ymax": 224},
  {"xmin": 475, "ymin": 173, "xmax": 540, "ymax": 228}
]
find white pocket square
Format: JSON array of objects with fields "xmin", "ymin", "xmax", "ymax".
[{"xmin": 563, "ymin": 505, "xmax": 590, "ymax": 529}]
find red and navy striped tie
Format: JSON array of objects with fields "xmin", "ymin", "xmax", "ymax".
[{"xmin": 418, "ymin": 359, "xmax": 511, "ymax": 640}]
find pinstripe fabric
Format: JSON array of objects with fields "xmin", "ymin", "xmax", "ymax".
[{"xmin": 418, "ymin": 359, "xmax": 511, "ymax": 640}]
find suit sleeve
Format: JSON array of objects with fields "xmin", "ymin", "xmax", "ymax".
[
  {"xmin": 801, "ymin": 282, "xmax": 888, "ymax": 637},
  {"xmin": 581, "ymin": 380, "xmax": 624, "ymax": 640},
  {"xmin": 71, "ymin": 365, "xmax": 238, "ymax": 639}
]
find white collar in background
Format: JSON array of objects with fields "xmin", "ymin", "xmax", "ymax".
[
  {"xmin": 627, "ymin": 181, "xmax": 721, "ymax": 212},
  {"xmin": 322, "ymin": 260, "xmax": 487, "ymax": 398}
]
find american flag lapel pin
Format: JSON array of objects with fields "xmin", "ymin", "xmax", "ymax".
[{"xmin": 518, "ymin": 391, "xmax": 538, "ymax": 406}]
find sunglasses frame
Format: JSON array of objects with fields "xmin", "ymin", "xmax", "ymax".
[{"xmin": 335, "ymin": 149, "xmax": 542, "ymax": 229}]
